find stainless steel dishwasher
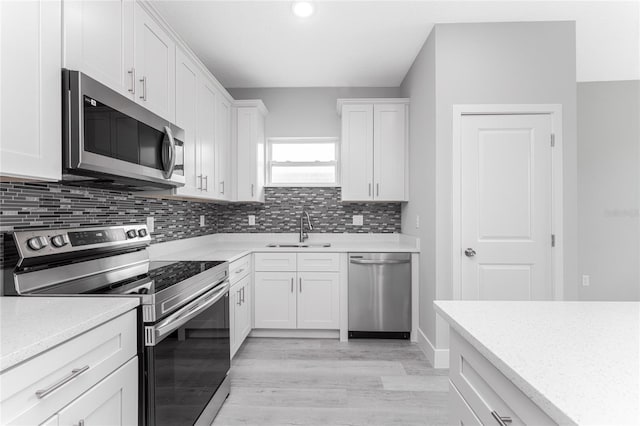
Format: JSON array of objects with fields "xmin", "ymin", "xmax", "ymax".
[{"xmin": 348, "ymin": 253, "xmax": 411, "ymax": 339}]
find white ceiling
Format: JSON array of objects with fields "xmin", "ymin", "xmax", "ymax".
[{"xmin": 153, "ymin": 0, "xmax": 640, "ymax": 88}]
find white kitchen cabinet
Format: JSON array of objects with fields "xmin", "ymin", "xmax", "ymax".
[
  {"xmin": 338, "ymin": 99, "xmax": 409, "ymax": 202},
  {"xmin": 0, "ymin": 310, "xmax": 137, "ymax": 426},
  {"xmin": 196, "ymin": 76, "xmax": 217, "ymax": 196},
  {"xmin": 63, "ymin": 0, "xmax": 135, "ymax": 98},
  {"xmin": 230, "ymin": 274, "xmax": 252, "ymax": 358},
  {"xmin": 133, "ymin": 1, "xmax": 175, "ymax": 121},
  {"xmin": 296, "ymin": 272, "xmax": 340, "ymax": 329},
  {"xmin": 448, "ymin": 329, "xmax": 557, "ymax": 426},
  {"xmin": 229, "ymin": 254, "xmax": 252, "ymax": 358},
  {"xmin": 215, "ymin": 96, "xmax": 233, "ymax": 200},
  {"xmin": 254, "ymin": 253, "xmax": 340, "ymax": 330},
  {"xmin": 174, "ymin": 47, "xmax": 200, "ymax": 197},
  {"xmin": 0, "ymin": 0, "xmax": 61, "ymax": 181},
  {"xmin": 254, "ymin": 271, "xmax": 297, "ymax": 329},
  {"xmin": 234, "ymin": 101, "xmax": 268, "ymax": 203},
  {"xmin": 56, "ymin": 357, "xmax": 137, "ymax": 426}
]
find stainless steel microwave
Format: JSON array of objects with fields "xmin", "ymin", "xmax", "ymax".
[{"xmin": 62, "ymin": 69, "xmax": 185, "ymax": 191}]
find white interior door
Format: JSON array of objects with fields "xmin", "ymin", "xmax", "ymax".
[{"xmin": 461, "ymin": 114, "xmax": 553, "ymax": 300}]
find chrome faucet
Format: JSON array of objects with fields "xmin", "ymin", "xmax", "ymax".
[{"xmin": 299, "ymin": 210, "xmax": 314, "ymax": 243}]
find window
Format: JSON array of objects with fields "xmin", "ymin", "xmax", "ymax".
[{"xmin": 267, "ymin": 137, "xmax": 339, "ymax": 186}]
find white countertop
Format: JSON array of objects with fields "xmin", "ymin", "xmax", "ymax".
[
  {"xmin": 0, "ymin": 296, "xmax": 139, "ymax": 372},
  {"xmin": 148, "ymin": 232, "xmax": 419, "ymax": 262},
  {"xmin": 434, "ymin": 301, "xmax": 640, "ymax": 426}
]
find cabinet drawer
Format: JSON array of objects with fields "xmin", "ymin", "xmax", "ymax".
[
  {"xmin": 449, "ymin": 329, "xmax": 556, "ymax": 426},
  {"xmin": 0, "ymin": 310, "xmax": 137, "ymax": 426},
  {"xmin": 449, "ymin": 380, "xmax": 481, "ymax": 426},
  {"xmin": 254, "ymin": 253, "xmax": 297, "ymax": 272},
  {"xmin": 229, "ymin": 254, "xmax": 251, "ymax": 284},
  {"xmin": 297, "ymin": 253, "xmax": 340, "ymax": 272}
]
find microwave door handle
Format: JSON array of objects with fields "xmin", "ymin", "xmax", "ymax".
[
  {"xmin": 162, "ymin": 126, "xmax": 176, "ymax": 179},
  {"xmin": 150, "ymin": 283, "xmax": 229, "ymax": 345}
]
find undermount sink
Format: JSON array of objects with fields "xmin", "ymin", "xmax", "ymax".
[{"xmin": 266, "ymin": 243, "xmax": 332, "ymax": 248}]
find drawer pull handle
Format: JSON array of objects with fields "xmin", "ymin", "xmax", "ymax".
[
  {"xmin": 235, "ymin": 268, "xmax": 245, "ymax": 274},
  {"xmin": 491, "ymin": 411, "xmax": 512, "ymax": 425},
  {"xmin": 35, "ymin": 365, "xmax": 90, "ymax": 399}
]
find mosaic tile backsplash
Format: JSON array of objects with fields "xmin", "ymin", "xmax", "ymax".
[
  {"xmin": 0, "ymin": 182, "xmax": 217, "ymax": 269},
  {"xmin": 218, "ymin": 187, "xmax": 401, "ymax": 234},
  {"xmin": 0, "ymin": 184, "xmax": 401, "ymax": 269}
]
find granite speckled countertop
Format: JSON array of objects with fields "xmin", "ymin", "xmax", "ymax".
[
  {"xmin": 435, "ymin": 300, "xmax": 640, "ymax": 426},
  {"xmin": 0, "ymin": 296, "xmax": 139, "ymax": 372}
]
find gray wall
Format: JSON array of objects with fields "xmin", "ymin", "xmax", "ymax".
[
  {"xmin": 400, "ymin": 21, "xmax": 578, "ymax": 350},
  {"xmin": 228, "ymin": 87, "xmax": 400, "ymax": 138},
  {"xmin": 578, "ymin": 80, "xmax": 640, "ymax": 301},
  {"xmin": 399, "ymin": 31, "xmax": 438, "ymax": 348}
]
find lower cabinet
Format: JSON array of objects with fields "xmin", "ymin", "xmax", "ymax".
[
  {"xmin": 0, "ymin": 310, "xmax": 138, "ymax": 426},
  {"xmin": 229, "ymin": 254, "xmax": 252, "ymax": 358},
  {"xmin": 254, "ymin": 253, "xmax": 340, "ymax": 330},
  {"xmin": 448, "ymin": 328, "xmax": 557, "ymax": 426},
  {"xmin": 230, "ymin": 274, "xmax": 252, "ymax": 358},
  {"xmin": 54, "ymin": 357, "xmax": 138, "ymax": 426}
]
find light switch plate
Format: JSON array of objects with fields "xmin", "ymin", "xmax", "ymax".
[
  {"xmin": 146, "ymin": 216, "xmax": 154, "ymax": 233},
  {"xmin": 415, "ymin": 215, "xmax": 420, "ymax": 229},
  {"xmin": 200, "ymin": 215, "xmax": 205, "ymax": 227},
  {"xmin": 248, "ymin": 215, "xmax": 256, "ymax": 226},
  {"xmin": 582, "ymin": 275, "xmax": 590, "ymax": 287},
  {"xmin": 353, "ymin": 215, "xmax": 363, "ymax": 226}
]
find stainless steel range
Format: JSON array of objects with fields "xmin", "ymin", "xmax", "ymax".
[{"xmin": 6, "ymin": 225, "xmax": 231, "ymax": 426}]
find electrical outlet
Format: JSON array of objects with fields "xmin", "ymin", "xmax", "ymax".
[
  {"xmin": 352, "ymin": 215, "xmax": 363, "ymax": 226},
  {"xmin": 200, "ymin": 215, "xmax": 205, "ymax": 227},
  {"xmin": 415, "ymin": 215, "xmax": 420, "ymax": 229},
  {"xmin": 582, "ymin": 275, "xmax": 590, "ymax": 287},
  {"xmin": 146, "ymin": 216, "xmax": 154, "ymax": 233},
  {"xmin": 248, "ymin": 215, "xmax": 256, "ymax": 226}
]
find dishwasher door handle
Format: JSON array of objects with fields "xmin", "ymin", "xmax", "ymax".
[{"xmin": 349, "ymin": 259, "xmax": 410, "ymax": 265}]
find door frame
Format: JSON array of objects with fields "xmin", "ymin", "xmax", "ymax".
[{"xmin": 451, "ymin": 104, "xmax": 564, "ymax": 300}]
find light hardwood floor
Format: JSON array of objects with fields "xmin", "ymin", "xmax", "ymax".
[{"xmin": 213, "ymin": 338, "xmax": 449, "ymax": 425}]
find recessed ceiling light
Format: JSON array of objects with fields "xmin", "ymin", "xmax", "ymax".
[{"xmin": 292, "ymin": 1, "xmax": 315, "ymax": 18}]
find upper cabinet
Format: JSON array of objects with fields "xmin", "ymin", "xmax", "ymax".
[
  {"xmin": 63, "ymin": 0, "xmax": 135, "ymax": 98},
  {"xmin": 133, "ymin": 2, "xmax": 175, "ymax": 120},
  {"xmin": 215, "ymin": 96, "xmax": 233, "ymax": 200},
  {"xmin": 234, "ymin": 101, "xmax": 268, "ymax": 203},
  {"xmin": 338, "ymin": 99, "xmax": 409, "ymax": 202},
  {"xmin": 1, "ymin": 0, "xmax": 62, "ymax": 181},
  {"xmin": 63, "ymin": 0, "xmax": 175, "ymax": 121}
]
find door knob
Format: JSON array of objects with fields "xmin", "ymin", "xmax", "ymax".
[{"xmin": 464, "ymin": 248, "xmax": 476, "ymax": 257}]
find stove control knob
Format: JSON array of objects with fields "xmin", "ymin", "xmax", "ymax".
[
  {"xmin": 137, "ymin": 228, "xmax": 148, "ymax": 238},
  {"xmin": 126, "ymin": 230, "xmax": 137, "ymax": 239},
  {"xmin": 27, "ymin": 236, "xmax": 48, "ymax": 251},
  {"xmin": 51, "ymin": 234, "xmax": 69, "ymax": 248}
]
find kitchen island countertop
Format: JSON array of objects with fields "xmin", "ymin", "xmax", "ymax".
[
  {"xmin": 0, "ymin": 296, "xmax": 139, "ymax": 372},
  {"xmin": 435, "ymin": 300, "xmax": 640, "ymax": 425}
]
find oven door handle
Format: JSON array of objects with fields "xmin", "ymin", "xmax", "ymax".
[{"xmin": 149, "ymin": 282, "xmax": 229, "ymax": 345}]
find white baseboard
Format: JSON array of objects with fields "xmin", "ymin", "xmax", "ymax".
[
  {"xmin": 417, "ymin": 327, "xmax": 449, "ymax": 369},
  {"xmin": 249, "ymin": 329, "xmax": 340, "ymax": 339}
]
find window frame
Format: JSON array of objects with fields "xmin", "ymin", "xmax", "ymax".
[{"xmin": 266, "ymin": 137, "xmax": 340, "ymax": 187}]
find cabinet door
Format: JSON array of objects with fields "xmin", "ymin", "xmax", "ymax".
[
  {"xmin": 449, "ymin": 381, "xmax": 482, "ymax": 426},
  {"xmin": 373, "ymin": 103, "xmax": 407, "ymax": 201},
  {"xmin": 215, "ymin": 96, "xmax": 232, "ymax": 200},
  {"xmin": 340, "ymin": 104, "xmax": 374, "ymax": 201},
  {"xmin": 254, "ymin": 272, "xmax": 296, "ymax": 329},
  {"xmin": 235, "ymin": 107, "xmax": 258, "ymax": 201},
  {"xmin": 133, "ymin": 2, "xmax": 175, "ymax": 120},
  {"xmin": 197, "ymin": 77, "xmax": 217, "ymax": 197},
  {"xmin": 229, "ymin": 282, "xmax": 239, "ymax": 357},
  {"xmin": 0, "ymin": 0, "xmax": 61, "ymax": 181},
  {"xmin": 297, "ymin": 272, "xmax": 340, "ymax": 329},
  {"xmin": 175, "ymin": 48, "xmax": 200, "ymax": 197},
  {"xmin": 238, "ymin": 278, "xmax": 252, "ymax": 341},
  {"xmin": 63, "ymin": 0, "xmax": 134, "ymax": 98},
  {"xmin": 57, "ymin": 357, "xmax": 137, "ymax": 426}
]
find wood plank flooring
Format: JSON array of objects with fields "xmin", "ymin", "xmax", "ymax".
[{"xmin": 213, "ymin": 338, "xmax": 449, "ymax": 425}]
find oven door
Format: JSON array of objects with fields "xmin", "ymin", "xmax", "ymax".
[{"xmin": 144, "ymin": 282, "xmax": 230, "ymax": 426}]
